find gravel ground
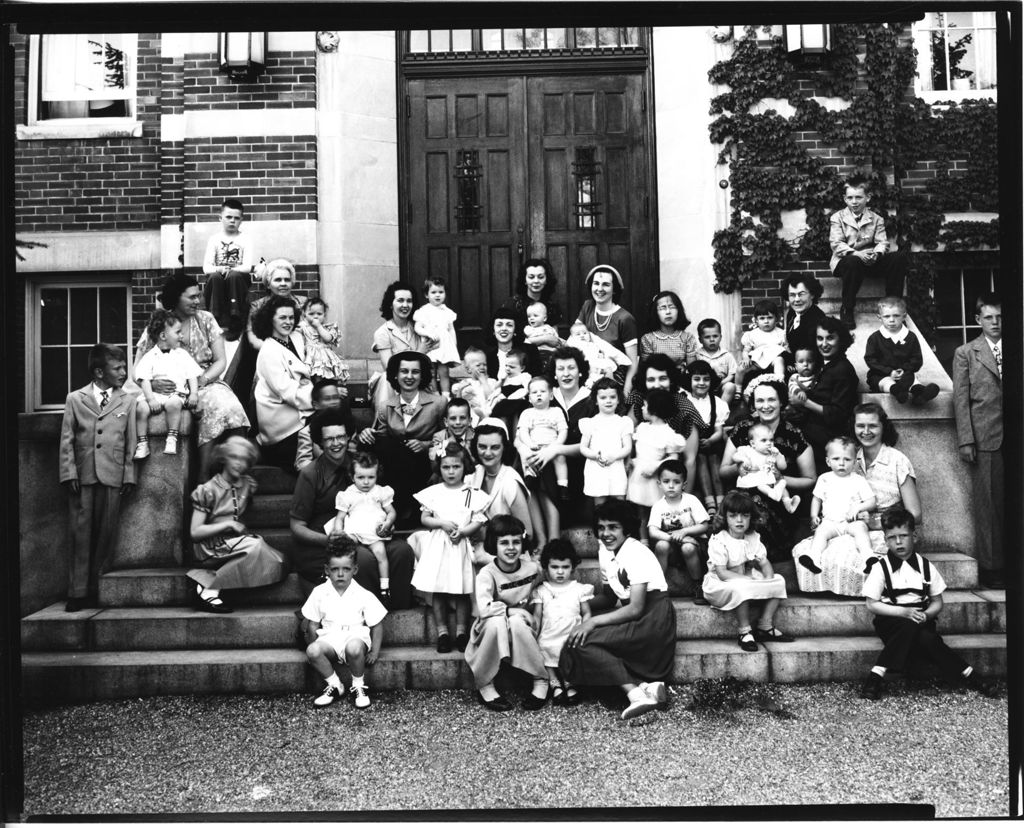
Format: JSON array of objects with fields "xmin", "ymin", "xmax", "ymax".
[{"xmin": 22, "ymin": 681, "xmax": 1008, "ymax": 818}]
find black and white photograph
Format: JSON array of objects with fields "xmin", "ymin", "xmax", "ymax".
[{"xmin": 3, "ymin": 1, "xmax": 1020, "ymax": 821}]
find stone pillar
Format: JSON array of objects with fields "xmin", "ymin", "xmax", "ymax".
[
  {"xmin": 652, "ymin": 26, "xmax": 743, "ymax": 352},
  {"xmin": 112, "ymin": 410, "xmax": 194, "ymax": 568},
  {"xmin": 317, "ymin": 31, "xmax": 401, "ymax": 361}
]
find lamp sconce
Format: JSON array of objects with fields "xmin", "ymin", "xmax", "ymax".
[
  {"xmin": 219, "ymin": 32, "xmax": 267, "ymax": 81},
  {"xmin": 783, "ymin": 24, "xmax": 831, "ymax": 60}
]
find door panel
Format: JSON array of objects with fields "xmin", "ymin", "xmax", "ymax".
[{"xmin": 404, "ymin": 71, "xmax": 654, "ymax": 343}]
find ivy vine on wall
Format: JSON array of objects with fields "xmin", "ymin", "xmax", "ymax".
[{"xmin": 708, "ymin": 23, "xmax": 998, "ymax": 339}]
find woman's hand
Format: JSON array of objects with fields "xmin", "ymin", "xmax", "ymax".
[
  {"xmin": 358, "ymin": 427, "xmax": 376, "ymax": 445},
  {"xmin": 226, "ymin": 520, "xmax": 247, "ymax": 535},
  {"xmin": 150, "ymin": 378, "xmax": 177, "ymax": 396},
  {"xmin": 405, "ymin": 438, "xmax": 429, "ymax": 453},
  {"xmin": 566, "ymin": 618, "xmax": 596, "ymax": 648}
]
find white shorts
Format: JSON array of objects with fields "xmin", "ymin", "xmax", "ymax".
[
  {"xmin": 819, "ymin": 519, "xmax": 861, "ymax": 537},
  {"xmin": 316, "ymin": 627, "xmax": 372, "ymax": 662}
]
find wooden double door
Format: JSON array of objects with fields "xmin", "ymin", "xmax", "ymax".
[{"xmin": 403, "ymin": 73, "xmax": 656, "ymax": 341}]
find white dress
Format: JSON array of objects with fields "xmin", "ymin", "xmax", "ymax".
[
  {"xmin": 532, "ymin": 580, "xmax": 595, "ymax": 667},
  {"xmin": 579, "ymin": 413, "xmax": 633, "ymax": 497},
  {"xmin": 409, "ymin": 483, "xmax": 488, "ymax": 594},
  {"xmin": 701, "ymin": 530, "xmax": 787, "ymax": 611},
  {"xmin": 297, "ymin": 319, "xmax": 349, "ymax": 382},
  {"xmin": 413, "ymin": 303, "xmax": 460, "ymax": 365},
  {"xmin": 627, "ymin": 422, "xmax": 684, "ymax": 507},
  {"xmin": 328, "ymin": 484, "xmax": 395, "ymax": 545}
]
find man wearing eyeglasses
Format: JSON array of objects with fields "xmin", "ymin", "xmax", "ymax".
[{"xmin": 289, "ymin": 408, "xmax": 415, "ymax": 609}]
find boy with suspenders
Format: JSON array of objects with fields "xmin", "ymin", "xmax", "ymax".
[{"xmin": 860, "ymin": 508, "xmax": 999, "ymax": 700}]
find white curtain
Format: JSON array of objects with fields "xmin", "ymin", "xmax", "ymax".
[{"xmin": 40, "ymin": 33, "xmax": 133, "ymax": 101}]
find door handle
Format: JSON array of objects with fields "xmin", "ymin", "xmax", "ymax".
[{"xmin": 517, "ymin": 225, "xmax": 525, "ymax": 258}]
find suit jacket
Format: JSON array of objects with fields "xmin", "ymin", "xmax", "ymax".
[
  {"xmin": 864, "ymin": 329, "xmax": 924, "ymax": 383},
  {"xmin": 372, "ymin": 390, "xmax": 445, "ymax": 442},
  {"xmin": 59, "ymin": 384, "xmax": 138, "ymax": 487},
  {"xmin": 952, "ymin": 334, "xmax": 1002, "ymax": 451},
  {"xmin": 784, "ymin": 304, "xmax": 829, "ymax": 356},
  {"xmin": 255, "ymin": 332, "xmax": 314, "ymax": 445},
  {"xmin": 829, "ymin": 207, "xmax": 889, "ymax": 272}
]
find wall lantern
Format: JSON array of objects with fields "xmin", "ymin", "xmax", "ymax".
[
  {"xmin": 783, "ymin": 24, "xmax": 831, "ymax": 57},
  {"xmin": 218, "ymin": 32, "xmax": 267, "ymax": 81}
]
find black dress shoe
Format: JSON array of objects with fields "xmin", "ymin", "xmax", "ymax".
[
  {"xmin": 65, "ymin": 597, "xmax": 87, "ymax": 613},
  {"xmin": 522, "ymin": 693, "xmax": 548, "ymax": 711},
  {"xmin": 476, "ymin": 692, "xmax": 513, "ymax": 712}
]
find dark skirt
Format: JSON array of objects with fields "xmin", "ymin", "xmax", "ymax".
[{"xmin": 558, "ymin": 590, "xmax": 676, "ymax": 686}]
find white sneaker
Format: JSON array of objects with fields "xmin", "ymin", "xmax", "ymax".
[
  {"xmin": 621, "ymin": 695, "xmax": 658, "ymax": 720},
  {"xmin": 351, "ymin": 685, "xmax": 371, "ymax": 709},
  {"xmin": 134, "ymin": 441, "xmax": 150, "ymax": 460},
  {"xmin": 164, "ymin": 435, "xmax": 178, "ymax": 455},
  {"xmin": 314, "ymin": 682, "xmax": 344, "ymax": 707},
  {"xmin": 640, "ymin": 681, "xmax": 668, "ymax": 706}
]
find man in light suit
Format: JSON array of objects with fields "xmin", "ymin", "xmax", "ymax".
[
  {"xmin": 952, "ymin": 293, "xmax": 1003, "ymax": 588},
  {"xmin": 59, "ymin": 344, "xmax": 138, "ymax": 611}
]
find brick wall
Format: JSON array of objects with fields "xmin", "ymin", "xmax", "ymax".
[
  {"xmin": 13, "ymin": 33, "xmax": 164, "ymax": 233},
  {"xmin": 183, "ymin": 52, "xmax": 316, "ymax": 109}
]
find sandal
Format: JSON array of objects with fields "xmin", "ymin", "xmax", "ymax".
[
  {"xmin": 738, "ymin": 631, "xmax": 758, "ymax": 652},
  {"xmin": 194, "ymin": 584, "xmax": 232, "ymax": 614},
  {"xmin": 754, "ymin": 627, "xmax": 794, "ymax": 643},
  {"xmin": 551, "ymin": 686, "xmax": 567, "ymax": 706}
]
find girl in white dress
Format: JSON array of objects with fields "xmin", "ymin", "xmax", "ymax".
[
  {"xmin": 409, "ymin": 443, "xmax": 488, "ymax": 652},
  {"xmin": 413, "ymin": 277, "xmax": 460, "ymax": 396},
  {"xmin": 627, "ymin": 389, "xmax": 686, "ymax": 535},
  {"xmin": 327, "ymin": 452, "xmax": 397, "ymax": 603},
  {"xmin": 297, "ymin": 295, "xmax": 350, "ymax": 384},
  {"xmin": 578, "ymin": 377, "xmax": 634, "ymax": 503},
  {"xmin": 531, "ymin": 539, "xmax": 594, "ymax": 706},
  {"xmin": 701, "ymin": 490, "xmax": 793, "ymax": 653}
]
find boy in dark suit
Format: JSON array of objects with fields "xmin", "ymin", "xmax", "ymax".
[
  {"xmin": 863, "ymin": 296, "xmax": 939, "ymax": 405},
  {"xmin": 58, "ymin": 344, "xmax": 138, "ymax": 611},
  {"xmin": 952, "ymin": 293, "xmax": 1003, "ymax": 588}
]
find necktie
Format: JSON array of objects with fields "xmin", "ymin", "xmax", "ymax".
[
  {"xmin": 100, "ymin": 390, "xmax": 109, "ymax": 409},
  {"xmin": 791, "ymin": 312, "xmax": 800, "ymax": 331},
  {"xmin": 993, "ymin": 342, "xmax": 1002, "ymax": 377}
]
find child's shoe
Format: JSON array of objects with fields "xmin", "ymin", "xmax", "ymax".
[
  {"xmin": 557, "ymin": 484, "xmax": 571, "ymax": 503},
  {"xmin": 134, "ymin": 440, "xmax": 150, "ymax": 460},
  {"xmin": 621, "ymin": 694, "xmax": 658, "ymax": 720},
  {"xmin": 455, "ymin": 631, "xmax": 469, "ymax": 652},
  {"xmin": 890, "ymin": 386, "xmax": 910, "ymax": 404},
  {"xmin": 164, "ymin": 434, "xmax": 178, "ymax": 455},
  {"xmin": 797, "ymin": 554, "xmax": 822, "ymax": 574},
  {"xmin": 753, "ymin": 626, "xmax": 794, "ymax": 643},
  {"xmin": 859, "ymin": 673, "xmax": 883, "ymax": 700},
  {"xmin": 351, "ymin": 685, "xmax": 371, "ymax": 709},
  {"xmin": 693, "ymin": 585, "xmax": 709, "ymax": 606},
  {"xmin": 639, "ymin": 681, "xmax": 668, "ymax": 707},
  {"xmin": 738, "ymin": 631, "xmax": 758, "ymax": 652},
  {"xmin": 910, "ymin": 383, "xmax": 940, "ymax": 405},
  {"xmin": 314, "ymin": 681, "xmax": 344, "ymax": 707},
  {"xmin": 437, "ymin": 632, "xmax": 452, "ymax": 653}
]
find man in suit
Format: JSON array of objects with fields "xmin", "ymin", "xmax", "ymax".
[
  {"xmin": 59, "ymin": 344, "xmax": 138, "ymax": 611},
  {"xmin": 952, "ymin": 294, "xmax": 1003, "ymax": 588}
]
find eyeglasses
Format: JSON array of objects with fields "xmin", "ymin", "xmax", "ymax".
[
  {"xmin": 788, "ymin": 291, "xmax": 810, "ymax": 299},
  {"xmin": 322, "ymin": 435, "xmax": 348, "ymax": 444}
]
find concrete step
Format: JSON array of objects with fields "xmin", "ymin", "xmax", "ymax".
[
  {"xmin": 250, "ymin": 465, "xmax": 299, "ymax": 496},
  {"xmin": 22, "ymin": 631, "xmax": 1006, "ymax": 704},
  {"xmin": 25, "ymin": 588, "xmax": 1004, "ymax": 653},
  {"xmin": 245, "ymin": 493, "xmax": 294, "ymax": 529}
]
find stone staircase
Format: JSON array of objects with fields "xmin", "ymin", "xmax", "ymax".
[{"xmin": 21, "ymin": 287, "xmax": 1005, "ymax": 704}]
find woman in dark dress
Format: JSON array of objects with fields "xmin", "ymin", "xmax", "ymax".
[
  {"xmin": 503, "ymin": 257, "xmax": 564, "ymax": 331},
  {"xmin": 787, "ymin": 316, "xmax": 859, "ymax": 471},
  {"xmin": 781, "ymin": 273, "xmax": 829, "ymax": 357},
  {"xmin": 720, "ymin": 375, "xmax": 818, "ymax": 562}
]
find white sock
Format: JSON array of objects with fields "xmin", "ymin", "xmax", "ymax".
[
  {"xmin": 532, "ymin": 678, "xmax": 549, "ymax": 698},
  {"xmin": 557, "ymin": 479, "xmax": 568, "ymax": 487},
  {"xmin": 871, "ymin": 666, "xmax": 887, "ymax": 678},
  {"xmin": 326, "ymin": 674, "xmax": 343, "ymax": 689},
  {"xmin": 961, "ymin": 666, "xmax": 973, "ymax": 678},
  {"xmin": 351, "ymin": 675, "xmax": 365, "ymax": 689},
  {"xmin": 479, "ymin": 683, "xmax": 499, "ymax": 702},
  {"xmin": 200, "ymin": 587, "xmax": 220, "ymax": 600},
  {"xmin": 626, "ymin": 687, "xmax": 647, "ymax": 703}
]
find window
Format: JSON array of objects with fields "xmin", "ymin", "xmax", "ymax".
[
  {"xmin": 407, "ymin": 27, "xmax": 640, "ymax": 54},
  {"xmin": 932, "ymin": 262, "xmax": 999, "ymax": 373},
  {"xmin": 28, "ymin": 279, "xmax": 132, "ymax": 410},
  {"xmin": 19, "ymin": 33, "xmax": 141, "ymax": 139},
  {"xmin": 913, "ymin": 12, "xmax": 997, "ymax": 102}
]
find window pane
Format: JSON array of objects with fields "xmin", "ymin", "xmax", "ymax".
[
  {"xmin": 975, "ymin": 28, "xmax": 997, "ymax": 89},
  {"xmin": 40, "ymin": 348, "xmax": 69, "ymax": 407},
  {"xmin": 934, "ymin": 271, "xmax": 962, "ymax": 325},
  {"xmin": 575, "ymin": 28, "xmax": 597, "ymax": 47},
  {"xmin": 597, "ymin": 27, "xmax": 619, "ymax": 47},
  {"xmin": 503, "ymin": 29, "xmax": 525, "ymax": 50},
  {"xmin": 525, "ymin": 28, "xmax": 545, "ymax": 49},
  {"xmin": 946, "ymin": 12, "xmax": 976, "ymax": 29},
  {"xmin": 545, "ymin": 28, "xmax": 566, "ymax": 49},
  {"xmin": 40, "ymin": 288, "xmax": 68, "ymax": 346},
  {"xmin": 619, "ymin": 27, "xmax": 639, "ymax": 46},
  {"xmin": 99, "ymin": 287, "xmax": 128, "ymax": 343},
  {"xmin": 481, "ymin": 29, "xmax": 502, "ymax": 50},
  {"xmin": 41, "ymin": 34, "xmax": 132, "ymax": 102},
  {"xmin": 933, "ymin": 330, "xmax": 963, "ymax": 375},
  {"xmin": 964, "ymin": 270, "xmax": 993, "ymax": 317},
  {"xmin": 69, "ymin": 288, "xmax": 98, "ymax": 344},
  {"xmin": 69, "ymin": 346, "xmax": 93, "ymax": 394},
  {"xmin": 451, "ymin": 29, "xmax": 472, "ymax": 51},
  {"xmin": 920, "ymin": 12, "xmax": 942, "ymax": 28},
  {"xmin": 408, "ymin": 30, "xmax": 428, "ymax": 53},
  {"xmin": 429, "ymin": 30, "xmax": 450, "ymax": 52}
]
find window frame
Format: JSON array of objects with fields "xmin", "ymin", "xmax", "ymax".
[
  {"xmin": 26, "ymin": 275, "xmax": 134, "ymax": 412},
  {"xmin": 932, "ymin": 259, "xmax": 999, "ymax": 374},
  {"xmin": 912, "ymin": 11, "xmax": 998, "ymax": 104},
  {"xmin": 17, "ymin": 33, "xmax": 143, "ymax": 140}
]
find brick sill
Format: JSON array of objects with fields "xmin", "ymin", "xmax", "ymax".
[{"xmin": 16, "ymin": 121, "xmax": 144, "ymax": 140}]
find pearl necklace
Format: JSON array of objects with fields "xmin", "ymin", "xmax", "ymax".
[{"xmin": 594, "ymin": 306, "xmax": 615, "ymax": 332}]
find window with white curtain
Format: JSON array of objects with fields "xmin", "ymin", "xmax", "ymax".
[
  {"xmin": 23, "ymin": 33, "xmax": 138, "ymax": 129},
  {"xmin": 913, "ymin": 12, "xmax": 997, "ymax": 102}
]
